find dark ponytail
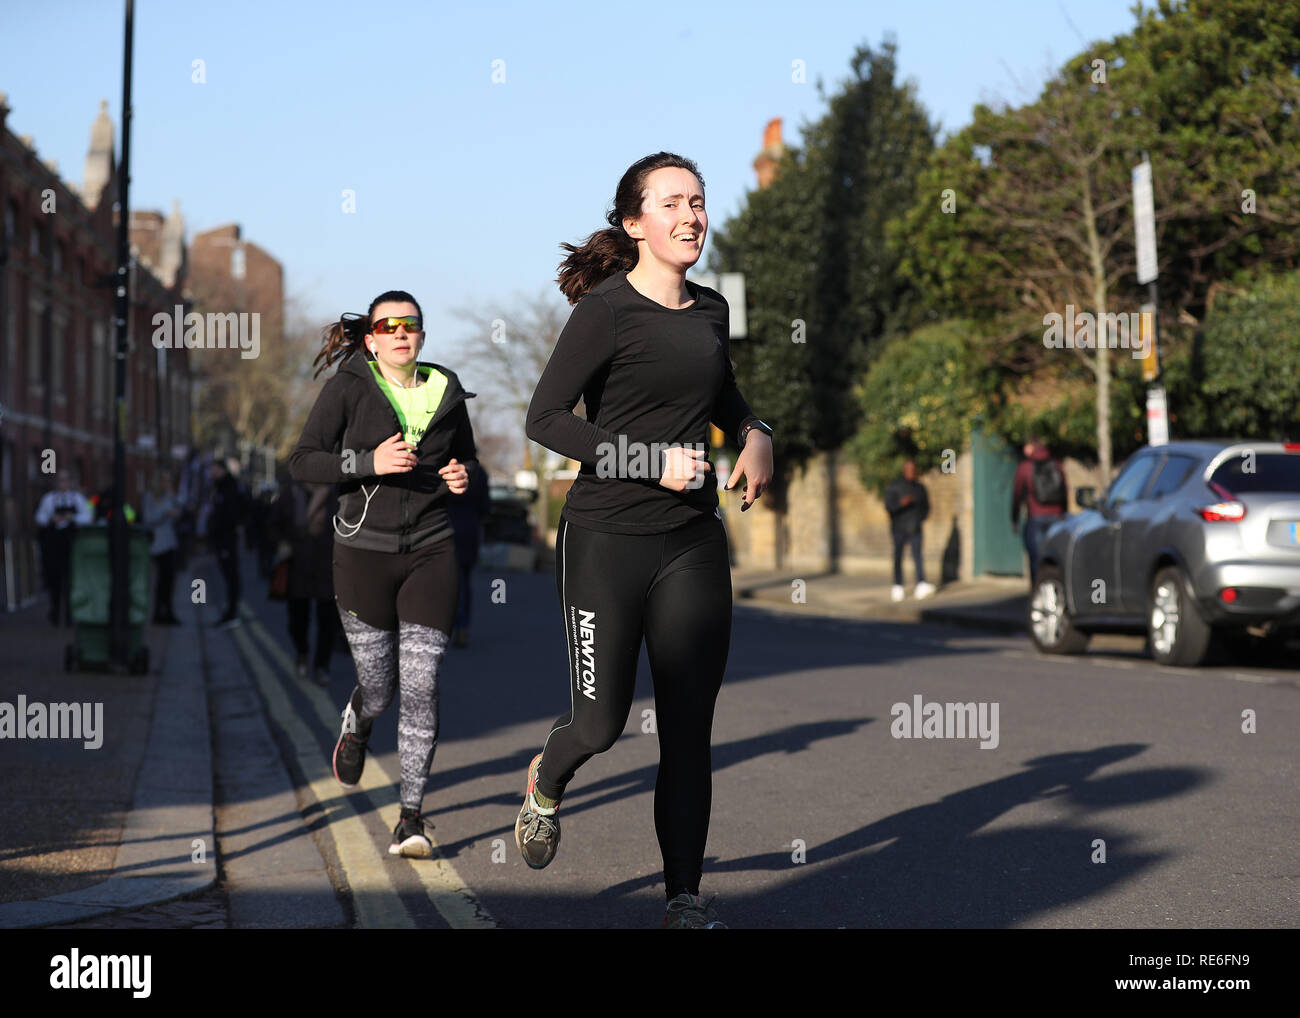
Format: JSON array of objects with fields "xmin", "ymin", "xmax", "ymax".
[
  {"xmin": 556, "ymin": 151, "xmax": 704, "ymax": 305},
  {"xmin": 311, "ymin": 314, "xmax": 367, "ymax": 379},
  {"xmin": 310, "ymin": 289, "xmax": 425, "ymax": 379}
]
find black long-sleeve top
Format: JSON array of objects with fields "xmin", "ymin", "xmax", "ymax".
[{"xmin": 526, "ymin": 270, "xmax": 759, "ymax": 534}]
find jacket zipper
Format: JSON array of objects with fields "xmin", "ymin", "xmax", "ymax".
[{"xmin": 362, "ymin": 363, "xmax": 469, "ymax": 551}]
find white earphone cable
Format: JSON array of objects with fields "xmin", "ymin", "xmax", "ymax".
[{"xmin": 333, "ymin": 483, "xmax": 381, "ymax": 538}]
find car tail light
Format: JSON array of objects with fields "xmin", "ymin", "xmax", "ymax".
[
  {"xmin": 1220, "ymin": 587, "xmax": 1239, "ymax": 603},
  {"xmin": 1196, "ymin": 501, "xmax": 1246, "ymax": 521},
  {"xmin": 1285, "ymin": 443, "xmax": 1300, "ymax": 452},
  {"xmin": 1197, "ymin": 479, "xmax": 1245, "ymax": 521}
]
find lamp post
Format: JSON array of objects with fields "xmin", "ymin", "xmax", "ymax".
[{"xmin": 108, "ymin": 0, "xmax": 135, "ymax": 671}]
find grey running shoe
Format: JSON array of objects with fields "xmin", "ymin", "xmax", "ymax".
[
  {"xmin": 514, "ymin": 753, "xmax": 560, "ymax": 869},
  {"xmin": 389, "ymin": 809, "xmax": 433, "ymax": 858},
  {"xmin": 663, "ymin": 893, "xmax": 727, "ymax": 929},
  {"xmin": 332, "ymin": 688, "xmax": 367, "ymax": 788}
]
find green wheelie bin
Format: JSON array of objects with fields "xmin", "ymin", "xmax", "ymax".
[{"xmin": 64, "ymin": 525, "xmax": 152, "ymax": 674}]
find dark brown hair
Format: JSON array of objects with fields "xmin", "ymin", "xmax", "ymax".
[
  {"xmin": 556, "ymin": 152, "xmax": 704, "ymax": 305},
  {"xmin": 311, "ymin": 290, "xmax": 424, "ymax": 379}
]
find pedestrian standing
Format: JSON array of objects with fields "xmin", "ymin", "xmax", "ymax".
[
  {"xmin": 207, "ymin": 458, "xmax": 245, "ymax": 629},
  {"xmin": 34, "ymin": 474, "xmax": 94, "ymax": 625},
  {"xmin": 447, "ymin": 460, "xmax": 490, "ymax": 648},
  {"xmin": 1012, "ymin": 434, "xmax": 1068, "ymax": 584},
  {"xmin": 289, "ymin": 289, "xmax": 477, "ymax": 858},
  {"xmin": 884, "ymin": 459, "xmax": 933, "ymax": 601},
  {"xmin": 270, "ymin": 475, "xmax": 340, "ymax": 685},
  {"xmin": 142, "ymin": 473, "xmax": 182, "ymax": 625},
  {"xmin": 514, "ymin": 152, "xmax": 774, "ymax": 928}
]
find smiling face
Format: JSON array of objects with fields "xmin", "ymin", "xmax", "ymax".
[
  {"xmin": 366, "ymin": 300, "xmax": 423, "ymax": 374},
  {"xmin": 622, "ymin": 166, "xmax": 707, "ymax": 273}
]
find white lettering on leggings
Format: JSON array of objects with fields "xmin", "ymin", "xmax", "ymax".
[{"xmin": 576, "ymin": 608, "xmax": 596, "ymax": 701}]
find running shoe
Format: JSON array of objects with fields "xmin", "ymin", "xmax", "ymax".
[
  {"xmin": 332, "ymin": 688, "xmax": 368, "ymax": 788},
  {"xmin": 663, "ymin": 892, "xmax": 728, "ymax": 929},
  {"xmin": 313, "ymin": 666, "xmax": 330, "ymax": 688},
  {"xmin": 389, "ymin": 808, "xmax": 433, "ymax": 858},
  {"xmin": 295, "ymin": 654, "xmax": 309, "ymax": 681},
  {"xmin": 514, "ymin": 753, "xmax": 560, "ymax": 869},
  {"xmin": 890, "ymin": 584, "xmax": 905, "ymax": 602}
]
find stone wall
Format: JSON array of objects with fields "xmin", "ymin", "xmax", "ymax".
[{"xmin": 723, "ymin": 450, "xmax": 1109, "ymax": 580}]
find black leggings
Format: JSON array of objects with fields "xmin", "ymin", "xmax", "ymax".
[
  {"xmin": 536, "ymin": 511, "xmax": 732, "ymax": 899},
  {"xmin": 332, "ymin": 539, "xmax": 458, "ymax": 632}
]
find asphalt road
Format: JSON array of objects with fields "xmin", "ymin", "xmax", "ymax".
[{"xmin": 229, "ymin": 562, "xmax": 1299, "ymax": 930}]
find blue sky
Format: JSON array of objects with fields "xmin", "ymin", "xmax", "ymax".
[{"xmin": 3, "ymin": 0, "xmax": 1145, "ymax": 355}]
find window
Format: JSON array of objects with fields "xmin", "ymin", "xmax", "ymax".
[
  {"xmin": 53, "ymin": 240, "xmax": 63, "ymax": 275},
  {"xmin": 1105, "ymin": 455, "xmax": 1159, "ymax": 509},
  {"xmin": 231, "ymin": 245, "xmax": 246, "ymax": 280},
  {"xmin": 1148, "ymin": 454, "xmax": 1197, "ymax": 499},
  {"xmin": 28, "ymin": 221, "xmax": 40, "ymax": 257},
  {"xmin": 1212, "ymin": 454, "xmax": 1300, "ymax": 494},
  {"xmin": 75, "ymin": 323, "xmax": 88, "ymax": 412},
  {"xmin": 1, "ymin": 286, "xmax": 12, "ymax": 403},
  {"xmin": 51, "ymin": 316, "xmax": 66, "ymax": 399},
  {"xmin": 91, "ymin": 321, "xmax": 105, "ymax": 419},
  {"xmin": 26, "ymin": 300, "xmax": 43, "ymax": 391},
  {"xmin": 3, "ymin": 201, "xmax": 14, "ymax": 243}
]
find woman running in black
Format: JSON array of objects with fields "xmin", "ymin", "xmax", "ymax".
[
  {"xmin": 290, "ymin": 290, "xmax": 477, "ymax": 858},
  {"xmin": 514, "ymin": 153, "xmax": 774, "ymax": 928}
]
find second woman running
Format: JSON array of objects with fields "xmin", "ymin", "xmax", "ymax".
[
  {"xmin": 514, "ymin": 152, "xmax": 775, "ymax": 927},
  {"xmin": 290, "ymin": 290, "xmax": 476, "ymax": 858}
]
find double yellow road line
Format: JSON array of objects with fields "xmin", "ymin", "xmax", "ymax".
[{"xmin": 230, "ymin": 606, "xmax": 496, "ymax": 929}]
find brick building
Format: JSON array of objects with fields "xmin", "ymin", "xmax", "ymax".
[
  {"xmin": 0, "ymin": 95, "xmax": 193, "ymax": 610},
  {"xmin": 186, "ymin": 222, "xmax": 285, "ymax": 481}
]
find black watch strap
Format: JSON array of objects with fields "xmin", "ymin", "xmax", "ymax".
[{"xmin": 739, "ymin": 419, "xmax": 773, "ymax": 448}]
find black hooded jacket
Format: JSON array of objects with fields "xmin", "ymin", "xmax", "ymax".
[{"xmin": 289, "ymin": 350, "xmax": 477, "ymax": 553}]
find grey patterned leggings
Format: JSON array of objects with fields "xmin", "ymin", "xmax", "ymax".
[{"xmin": 333, "ymin": 539, "xmax": 457, "ymax": 811}]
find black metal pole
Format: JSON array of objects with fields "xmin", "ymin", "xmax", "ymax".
[{"xmin": 109, "ymin": 0, "xmax": 134, "ymax": 671}]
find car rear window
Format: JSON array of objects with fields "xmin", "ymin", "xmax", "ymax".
[{"xmin": 1210, "ymin": 453, "xmax": 1300, "ymax": 493}]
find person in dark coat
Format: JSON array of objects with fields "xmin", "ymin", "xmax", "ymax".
[
  {"xmin": 446, "ymin": 460, "xmax": 490, "ymax": 648},
  {"xmin": 884, "ymin": 459, "xmax": 933, "ymax": 601},
  {"xmin": 206, "ymin": 458, "xmax": 245, "ymax": 628},
  {"xmin": 270, "ymin": 476, "xmax": 339, "ymax": 684}
]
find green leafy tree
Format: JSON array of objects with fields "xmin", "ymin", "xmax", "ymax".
[
  {"xmin": 711, "ymin": 39, "xmax": 934, "ymax": 564},
  {"xmin": 1198, "ymin": 270, "xmax": 1300, "ymax": 438},
  {"xmin": 847, "ymin": 320, "xmax": 980, "ymax": 493}
]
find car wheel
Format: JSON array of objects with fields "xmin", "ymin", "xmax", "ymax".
[
  {"xmin": 1148, "ymin": 566, "xmax": 1212, "ymax": 666},
  {"xmin": 1028, "ymin": 565, "xmax": 1089, "ymax": 654}
]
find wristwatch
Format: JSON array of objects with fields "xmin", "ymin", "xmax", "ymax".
[{"xmin": 738, "ymin": 419, "xmax": 773, "ymax": 449}]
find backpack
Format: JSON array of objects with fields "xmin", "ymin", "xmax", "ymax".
[{"xmin": 1031, "ymin": 458, "xmax": 1065, "ymax": 506}]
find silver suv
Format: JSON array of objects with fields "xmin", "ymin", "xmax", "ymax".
[{"xmin": 1029, "ymin": 440, "xmax": 1300, "ymax": 666}]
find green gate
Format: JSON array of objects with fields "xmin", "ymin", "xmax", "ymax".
[{"xmin": 972, "ymin": 428, "xmax": 1025, "ymax": 576}]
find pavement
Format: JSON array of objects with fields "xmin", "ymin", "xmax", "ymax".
[
  {"xmin": 731, "ymin": 568, "xmax": 1030, "ymax": 634},
  {"xmin": 0, "ymin": 554, "xmax": 1027, "ymax": 929}
]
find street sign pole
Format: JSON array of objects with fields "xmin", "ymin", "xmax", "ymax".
[{"xmin": 1133, "ymin": 156, "xmax": 1168, "ymax": 447}]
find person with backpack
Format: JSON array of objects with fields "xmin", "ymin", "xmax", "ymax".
[{"xmin": 1011, "ymin": 435, "xmax": 1068, "ymax": 584}]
